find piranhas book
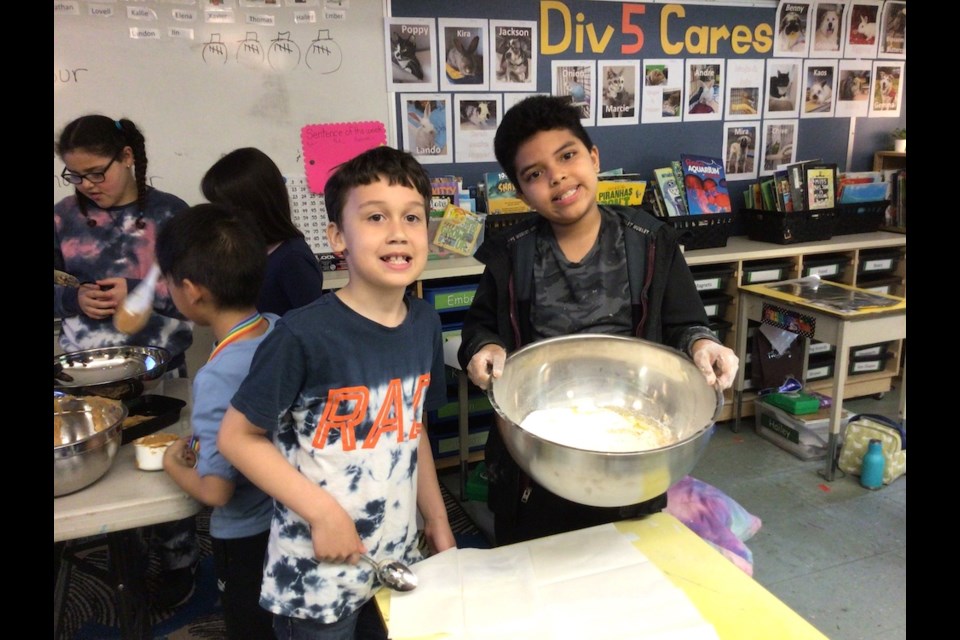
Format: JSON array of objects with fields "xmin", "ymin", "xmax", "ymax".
[{"xmin": 680, "ymin": 154, "xmax": 732, "ymax": 214}]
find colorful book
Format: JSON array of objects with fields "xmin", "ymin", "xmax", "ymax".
[
  {"xmin": 596, "ymin": 177, "xmax": 647, "ymax": 207},
  {"xmin": 484, "ymin": 171, "xmax": 530, "ymax": 214},
  {"xmin": 774, "ymin": 169, "xmax": 794, "ymax": 212},
  {"xmin": 653, "ymin": 167, "xmax": 686, "ymax": 217},
  {"xmin": 679, "ymin": 154, "xmax": 732, "ymax": 214},
  {"xmin": 759, "ymin": 178, "xmax": 778, "ymax": 211},
  {"xmin": 432, "ymin": 203, "xmax": 485, "ymax": 256},
  {"xmin": 784, "ymin": 159, "xmax": 822, "ymax": 211},
  {"xmin": 670, "ymin": 160, "xmax": 689, "ymax": 214},
  {"xmin": 804, "ymin": 163, "xmax": 838, "ymax": 210}
]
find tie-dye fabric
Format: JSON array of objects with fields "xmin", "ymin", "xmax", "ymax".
[
  {"xmin": 230, "ymin": 293, "xmax": 446, "ymax": 623},
  {"xmin": 53, "ymin": 189, "xmax": 193, "ymax": 357}
]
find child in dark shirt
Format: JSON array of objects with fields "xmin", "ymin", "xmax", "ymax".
[{"xmin": 458, "ymin": 95, "xmax": 740, "ymax": 545}]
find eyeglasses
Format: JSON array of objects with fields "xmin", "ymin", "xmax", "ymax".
[{"xmin": 61, "ymin": 154, "xmax": 120, "ymax": 185}]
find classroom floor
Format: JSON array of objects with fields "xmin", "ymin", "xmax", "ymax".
[{"xmin": 439, "ymin": 388, "xmax": 907, "ymax": 640}]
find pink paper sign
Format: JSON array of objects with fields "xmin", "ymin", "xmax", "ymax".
[{"xmin": 301, "ymin": 121, "xmax": 387, "ymax": 193}]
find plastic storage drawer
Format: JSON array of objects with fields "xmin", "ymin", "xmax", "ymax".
[
  {"xmin": 429, "ymin": 424, "xmax": 491, "ymax": 459},
  {"xmin": 742, "ymin": 260, "xmax": 793, "ymax": 284},
  {"xmin": 701, "ymin": 293, "xmax": 732, "ymax": 319},
  {"xmin": 807, "ymin": 340, "xmax": 835, "ymax": 357},
  {"xmin": 805, "ymin": 357, "xmax": 834, "ymax": 381},
  {"xmin": 689, "ymin": 265, "xmax": 735, "ymax": 294},
  {"xmin": 856, "ymin": 275, "xmax": 901, "ymax": 296},
  {"xmin": 848, "ymin": 351, "xmax": 891, "ymax": 376},
  {"xmin": 858, "ymin": 249, "xmax": 902, "ymax": 276},
  {"xmin": 423, "ymin": 285, "xmax": 478, "ymax": 312},
  {"xmin": 802, "ymin": 253, "xmax": 850, "ymax": 279}
]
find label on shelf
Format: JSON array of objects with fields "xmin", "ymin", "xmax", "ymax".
[
  {"xmin": 806, "ymin": 264, "xmax": 840, "ymax": 277},
  {"xmin": 695, "ymin": 276, "xmax": 723, "ymax": 292},
  {"xmin": 862, "ymin": 258, "xmax": 894, "ymax": 272}
]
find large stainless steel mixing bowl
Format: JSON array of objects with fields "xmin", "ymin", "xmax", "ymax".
[
  {"xmin": 53, "ymin": 345, "xmax": 171, "ymax": 401},
  {"xmin": 54, "ymin": 394, "xmax": 127, "ymax": 497},
  {"xmin": 488, "ymin": 334, "xmax": 723, "ymax": 507}
]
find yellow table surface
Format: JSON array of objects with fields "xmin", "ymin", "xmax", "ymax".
[{"xmin": 377, "ymin": 512, "xmax": 828, "ymax": 640}]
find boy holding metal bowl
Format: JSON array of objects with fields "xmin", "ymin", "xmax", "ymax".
[{"xmin": 458, "ymin": 95, "xmax": 739, "ymax": 545}]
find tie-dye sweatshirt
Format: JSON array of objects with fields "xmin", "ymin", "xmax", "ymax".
[
  {"xmin": 230, "ymin": 293, "xmax": 447, "ymax": 623},
  {"xmin": 53, "ymin": 189, "xmax": 193, "ymax": 358}
]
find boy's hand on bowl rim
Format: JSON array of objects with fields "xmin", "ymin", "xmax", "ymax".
[
  {"xmin": 691, "ymin": 339, "xmax": 739, "ymax": 390},
  {"xmin": 467, "ymin": 344, "xmax": 506, "ymax": 390}
]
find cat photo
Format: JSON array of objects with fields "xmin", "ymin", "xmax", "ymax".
[
  {"xmin": 385, "ymin": 18, "xmax": 438, "ymax": 91},
  {"xmin": 766, "ymin": 62, "xmax": 799, "ymax": 115}
]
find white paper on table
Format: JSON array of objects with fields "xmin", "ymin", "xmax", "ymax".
[{"xmin": 388, "ymin": 523, "xmax": 718, "ymax": 640}]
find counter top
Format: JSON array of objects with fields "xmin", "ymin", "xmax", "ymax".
[{"xmin": 53, "ymin": 378, "xmax": 201, "ymax": 543}]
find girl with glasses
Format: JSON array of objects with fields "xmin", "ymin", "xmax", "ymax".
[
  {"xmin": 54, "ymin": 114, "xmax": 193, "ymax": 364},
  {"xmin": 54, "ymin": 114, "xmax": 199, "ymax": 608}
]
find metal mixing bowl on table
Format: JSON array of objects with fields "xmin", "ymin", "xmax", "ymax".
[
  {"xmin": 54, "ymin": 393, "xmax": 127, "ymax": 497},
  {"xmin": 488, "ymin": 334, "xmax": 724, "ymax": 508}
]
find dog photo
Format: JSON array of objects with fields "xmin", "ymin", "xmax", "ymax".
[
  {"xmin": 873, "ymin": 67, "xmax": 899, "ymax": 111},
  {"xmin": 726, "ymin": 130, "xmax": 754, "ymax": 175},
  {"xmin": 490, "ymin": 20, "xmax": 537, "ymax": 91},
  {"xmin": 838, "ymin": 69, "xmax": 870, "ymax": 102},
  {"xmin": 880, "ymin": 1, "xmax": 906, "ymax": 57},
  {"xmin": 775, "ymin": 4, "xmax": 810, "ymax": 56},
  {"xmin": 598, "ymin": 61, "xmax": 639, "ymax": 126},
  {"xmin": 812, "ymin": 2, "xmax": 843, "ymax": 53}
]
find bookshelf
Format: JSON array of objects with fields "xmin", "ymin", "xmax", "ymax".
[
  {"xmin": 874, "ymin": 152, "xmax": 906, "ymax": 233},
  {"xmin": 873, "ymin": 151, "xmax": 906, "ymax": 172},
  {"xmin": 317, "ymin": 233, "xmax": 906, "ymax": 444}
]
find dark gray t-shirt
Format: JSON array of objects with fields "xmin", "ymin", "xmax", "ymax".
[{"xmin": 531, "ymin": 209, "xmax": 633, "ymax": 340}]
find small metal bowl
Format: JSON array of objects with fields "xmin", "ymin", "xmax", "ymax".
[
  {"xmin": 489, "ymin": 334, "xmax": 724, "ymax": 507},
  {"xmin": 53, "ymin": 346, "xmax": 171, "ymax": 401},
  {"xmin": 54, "ymin": 394, "xmax": 127, "ymax": 497}
]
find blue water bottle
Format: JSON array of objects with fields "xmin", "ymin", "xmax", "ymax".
[{"xmin": 860, "ymin": 439, "xmax": 885, "ymax": 490}]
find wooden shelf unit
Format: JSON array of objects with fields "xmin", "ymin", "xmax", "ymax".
[{"xmin": 873, "ymin": 150, "xmax": 906, "ymax": 172}]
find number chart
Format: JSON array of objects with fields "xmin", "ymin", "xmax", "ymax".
[{"xmin": 286, "ymin": 175, "xmax": 333, "ymax": 255}]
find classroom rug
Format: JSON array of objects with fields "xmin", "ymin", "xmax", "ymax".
[{"xmin": 57, "ymin": 485, "xmax": 489, "ymax": 640}]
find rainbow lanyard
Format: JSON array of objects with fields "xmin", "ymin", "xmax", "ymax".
[{"xmin": 208, "ymin": 312, "xmax": 266, "ymax": 363}]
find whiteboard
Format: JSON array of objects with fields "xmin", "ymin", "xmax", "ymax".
[{"xmin": 53, "ymin": 1, "xmax": 390, "ymax": 206}]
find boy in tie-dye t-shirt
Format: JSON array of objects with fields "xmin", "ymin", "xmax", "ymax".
[{"xmin": 218, "ymin": 146, "xmax": 456, "ymax": 640}]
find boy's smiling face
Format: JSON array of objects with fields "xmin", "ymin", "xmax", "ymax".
[
  {"xmin": 514, "ymin": 129, "xmax": 601, "ymax": 229},
  {"xmin": 327, "ymin": 177, "xmax": 429, "ymax": 293}
]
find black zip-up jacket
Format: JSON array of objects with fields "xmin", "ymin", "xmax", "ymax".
[{"xmin": 457, "ymin": 204, "xmax": 720, "ymax": 544}]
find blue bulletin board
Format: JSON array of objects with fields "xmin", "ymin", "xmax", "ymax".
[{"xmin": 388, "ymin": 0, "xmax": 907, "ymax": 211}]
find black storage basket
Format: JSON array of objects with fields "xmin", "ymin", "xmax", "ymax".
[
  {"xmin": 742, "ymin": 208, "xmax": 837, "ymax": 245},
  {"xmin": 833, "ymin": 200, "xmax": 889, "ymax": 236},
  {"xmin": 663, "ymin": 212, "xmax": 736, "ymax": 250},
  {"xmin": 484, "ymin": 211, "xmax": 537, "ymax": 238}
]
